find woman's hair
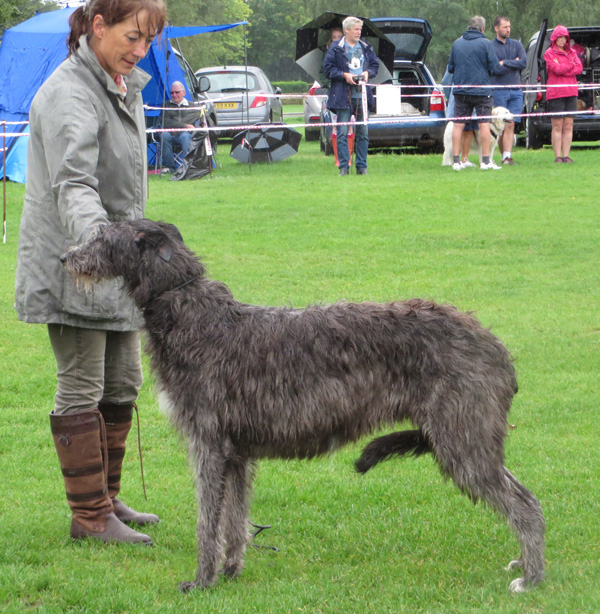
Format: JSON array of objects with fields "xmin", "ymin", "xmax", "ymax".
[
  {"xmin": 67, "ymin": 0, "xmax": 167, "ymax": 54},
  {"xmin": 327, "ymin": 27, "xmax": 343, "ymax": 45}
]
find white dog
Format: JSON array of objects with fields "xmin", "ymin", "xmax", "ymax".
[{"xmin": 441, "ymin": 106, "xmax": 514, "ymax": 166}]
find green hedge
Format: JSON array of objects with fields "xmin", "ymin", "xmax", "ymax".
[{"xmin": 273, "ymin": 81, "xmax": 311, "ymax": 94}]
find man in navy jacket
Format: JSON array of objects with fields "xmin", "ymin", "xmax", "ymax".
[
  {"xmin": 323, "ymin": 16, "xmax": 380, "ymax": 176},
  {"xmin": 448, "ymin": 16, "xmax": 501, "ymax": 170},
  {"xmin": 491, "ymin": 17, "xmax": 527, "ymax": 165}
]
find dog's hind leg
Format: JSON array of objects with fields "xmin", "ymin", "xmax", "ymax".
[
  {"xmin": 496, "ymin": 467, "xmax": 546, "ymax": 592},
  {"xmin": 221, "ymin": 458, "xmax": 255, "ymax": 580},
  {"xmin": 432, "ymin": 443, "xmax": 545, "ymax": 592},
  {"xmin": 180, "ymin": 444, "xmax": 228, "ymax": 593}
]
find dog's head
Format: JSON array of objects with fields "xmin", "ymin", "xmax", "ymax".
[
  {"xmin": 61, "ymin": 219, "xmax": 204, "ymax": 307},
  {"xmin": 491, "ymin": 106, "xmax": 514, "ymax": 132}
]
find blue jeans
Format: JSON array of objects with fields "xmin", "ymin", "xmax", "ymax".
[
  {"xmin": 335, "ymin": 102, "xmax": 369, "ymax": 171},
  {"xmin": 161, "ymin": 131, "xmax": 192, "ymax": 170}
]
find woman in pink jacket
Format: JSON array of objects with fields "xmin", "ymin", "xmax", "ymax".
[{"xmin": 544, "ymin": 25, "xmax": 583, "ymax": 163}]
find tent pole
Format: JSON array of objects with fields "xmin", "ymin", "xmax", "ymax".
[
  {"xmin": 157, "ymin": 25, "xmax": 171, "ymax": 174},
  {"xmin": 2, "ymin": 121, "xmax": 6, "ymax": 244},
  {"xmin": 243, "ymin": 23, "xmax": 252, "ymax": 173}
]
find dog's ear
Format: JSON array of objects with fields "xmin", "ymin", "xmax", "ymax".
[
  {"xmin": 157, "ymin": 240, "xmax": 174, "ymax": 262},
  {"xmin": 134, "ymin": 230, "xmax": 175, "ymax": 263},
  {"xmin": 166, "ymin": 223, "xmax": 184, "ymax": 243}
]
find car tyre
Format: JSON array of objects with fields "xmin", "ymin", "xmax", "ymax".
[
  {"xmin": 321, "ymin": 131, "xmax": 334, "ymax": 156},
  {"xmin": 526, "ymin": 118, "xmax": 543, "ymax": 149},
  {"xmin": 418, "ymin": 141, "xmax": 443, "ymax": 154}
]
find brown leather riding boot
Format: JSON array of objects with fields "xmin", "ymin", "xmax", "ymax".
[
  {"xmin": 50, "ymin": 409, "xmax": 152, "ymax": 544},
  {"xmin": 98, "ymin": 401, "xmax": 159, "ymax": 526}
]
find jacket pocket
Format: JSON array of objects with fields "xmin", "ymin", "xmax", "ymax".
[{"xmin": 62, "ymin": 275, "xmax": 121, "ymax": 320}]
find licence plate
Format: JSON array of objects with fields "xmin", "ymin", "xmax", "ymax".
[{"xmin": 215, "ymin": 102, "xmax": 238, "ymax": 109}]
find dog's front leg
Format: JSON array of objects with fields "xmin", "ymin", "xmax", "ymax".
[
  {"xmin": 180, "ymin": 444, "xmax": 228, "ymax": 593},
  {"xmin": 221, "ymin": 458, "xmax": 255, "ymax": 580}
]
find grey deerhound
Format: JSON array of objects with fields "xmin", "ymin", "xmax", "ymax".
[{"xmin": 61, "ymin": 219, "xmax": 545, "ymax": 593}]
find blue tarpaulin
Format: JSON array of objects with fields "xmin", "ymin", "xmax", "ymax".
[{"xmin": 0, "ymin": 8, "xmax": 245, "ymax": 182}]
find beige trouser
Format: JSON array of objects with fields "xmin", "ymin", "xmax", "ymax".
[{"xmin": 48, "ymin": 324, "xmax": 143, "ymax": 415}]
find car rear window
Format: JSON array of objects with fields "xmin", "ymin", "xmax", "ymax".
[
  {"xmin": 392, "ymin": 67, "xmax": 425, "ymax": 86},
  {"xmin": 202, "ymin": 72, "xmax": 259, "ymax": 92}
]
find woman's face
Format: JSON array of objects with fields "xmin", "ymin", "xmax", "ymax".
[
  {"xmin": 91, "ymin": 10, "xmax": 157, "ymax": 78},
  {"xmin": 555, "ymin": 35, "xmax": 567, "ymax": 49}
]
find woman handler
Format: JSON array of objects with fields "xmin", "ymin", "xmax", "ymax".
[{"xmin": 15, "ymin": 0, "xmax": 166, "ymax": 544}]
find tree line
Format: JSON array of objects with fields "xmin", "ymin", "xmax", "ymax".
[{"xmin": 3, "ymin": 0, "xmax": 600, "ymax": 83}]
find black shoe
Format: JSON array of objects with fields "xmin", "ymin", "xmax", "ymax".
[
  {"xmin": 339, "ymin": 167, "xmax": 349, "ymax": 176},
  {"xmin": 356, "ymin": 168, "xmax": 368, "ymax": 175}
]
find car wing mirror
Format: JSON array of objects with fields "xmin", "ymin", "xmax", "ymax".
[{"xmin": 197, "ymin": 76, "xmax": 211, "ymax": 93}]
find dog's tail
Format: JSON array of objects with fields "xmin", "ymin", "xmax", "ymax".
[{"xmin": 355, "ymin": 430, "xmax": 431, "ymax": 474}]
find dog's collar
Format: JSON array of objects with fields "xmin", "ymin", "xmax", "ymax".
[
  {"xmin": 141, "ymin": 275, "xmax": 202, "ymax": 314},
  {"xmin": 170, "ymin": 275, "xmax": 202, "ymax": 292},
  {"xmin": 490, "ymin": 124, "xmax": 501, "ymax": 139}
]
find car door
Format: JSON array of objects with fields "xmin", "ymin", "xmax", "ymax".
[{"xmin": 523, "ymin": 19, "xmax": 548, "ymax": 113}]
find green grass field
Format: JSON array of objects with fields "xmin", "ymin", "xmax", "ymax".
[{"xmin": 1, "ymin": 132, "xmax": 599, "ymax": 613}]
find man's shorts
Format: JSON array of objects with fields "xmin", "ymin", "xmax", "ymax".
[
  {"xmin": 493, "ymin": 88, "xmax": 523, "ymax": 123},
  {"xmin": 453, "ymin": 95, "xmax": 493, "ymax": 124},
  {"xmin": 546, "ymin": 96, "xmax": 578, "ymax": 117}
]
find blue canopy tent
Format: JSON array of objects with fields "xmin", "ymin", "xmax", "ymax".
[
  {"xmin": 0, "ymin": 7, "xmax": 78, "ymax": 183},
  {"xmin": 0, "ymin": 7, "xmax": 245, "ymax": 182}
]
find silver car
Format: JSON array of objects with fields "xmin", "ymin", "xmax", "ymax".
[
  {"xmin": 195, "ymin": 65, "xmax": 283, "ymax": 137},
  {"xmin": 303, "ymin": 82, "xmax": 326, "ymax": 142}
]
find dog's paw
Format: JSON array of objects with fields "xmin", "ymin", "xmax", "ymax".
[
  {"xmin": 505, "ymin": 558, "xmax": 522, "ymax": 571},
  {"xmin": 179, "ymin": 579, "xmax": 215, "ymax": 593},
  {"xmin": 179, "ymin": 580, "xmax": 200, "ymax": 593},
  {"xmin": 222, "ymin": 561, "xmax": 244, "ymax": 580},
  {"xmin": 508, "ymin": 577, "xmax": 528, "ymax": 593}
]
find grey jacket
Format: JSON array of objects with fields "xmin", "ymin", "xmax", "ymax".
[{"xmin": 15, "ymin": 36, "xmax": 150, "ymax": 330}]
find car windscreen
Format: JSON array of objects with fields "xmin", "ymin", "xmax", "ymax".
[{"xmin": 201, "ymin": 72, "xmax": 259, "ymax": 92}]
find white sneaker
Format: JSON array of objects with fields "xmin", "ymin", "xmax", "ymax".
[
  {"xmin": 480, "ymin": 161, "xmax": 502, "ymax": 170},
  {"xmin": 452, "ymin": 162, "xmax": 462, "ymax": 171},
  {"xmin": 461, "ymin": 160, "xmax": 476, "ymax": 168}
]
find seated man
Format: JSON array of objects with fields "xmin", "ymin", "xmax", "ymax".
[{"xmin": 161, "ymin": 81, "xmax": 199, "ymax": 172}]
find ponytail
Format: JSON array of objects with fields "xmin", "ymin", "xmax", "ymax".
[{"xmin": 67, "ymin": 6, "xmax": 90, "ymax": 54}]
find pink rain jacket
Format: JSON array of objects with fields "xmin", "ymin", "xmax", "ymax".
[{"xmin": 544, "ymin": 25, "xmax": 583, "ymax": 100}]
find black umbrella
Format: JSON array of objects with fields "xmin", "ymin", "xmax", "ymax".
[
  {"xmin": 295, "ymin": 12, "xmax": 395, "ymax": 84},
  {"xmin": 230, "ymin": 125, "xmax": 301, "ymax": 164}
]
